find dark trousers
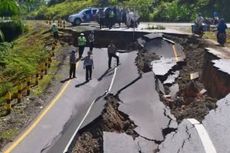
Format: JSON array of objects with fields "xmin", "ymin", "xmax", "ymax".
[
  {"xmin": 79, "ymin": 46, "xmax": 85, "ymax": 58},
  {"xmin": 89, "ymin": 42, "xmax": 94, "ymax": 51},
  {"xmin": 53, "ymin": 32, "xmax": 59, "ymax": 39},
  {"xmin": 86, "ymin": 65, "xmax": 92, "ymax": 81},
  {"xmin": 109, "ymin": 18, "xmax": 114, "ymax": 29},
  {"xmin": 108, "ymin": 53, "xmax": 119, "ymax": 68},
  {"xmin": 69, "ymin": 63, "xmax": 76, "ymax": 78}
]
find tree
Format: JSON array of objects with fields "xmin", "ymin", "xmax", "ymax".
[
  {"xmin": 0, "ymin": 0, "xmax": 20, "ymax": 17},
  {"xmin": 18, "ymin": 0, "xmax": 46, "ymax": 12}
]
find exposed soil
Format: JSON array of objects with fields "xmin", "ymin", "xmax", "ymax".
[
  {"xmin": 72, "ymin": 94, "xmax": 138, "ymax": 153},
  {"xmin": 135, "ymin": 47, "xmax": 160, "ymax": 73},
  {"xmin": 136, "ymin": 34, "xmax": 219, "ymax": 123}
]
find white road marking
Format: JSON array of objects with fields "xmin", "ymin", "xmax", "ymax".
[
  {"xmin": 63, "ymin": 99, "xmax": 96, "ymax": 153},
  {"xmin": 187, "ymin": 118, "xmax": 217, "ymax": 153},
  {"xmin": 107, "ymin": 53, "xmax": 119, "ymax": 93},
  {"xmin": 63, "ymin": 53, "xmax": 120, "ymax": 153}
]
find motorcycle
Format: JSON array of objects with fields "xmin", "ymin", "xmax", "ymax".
[
  {"xmin": 217, "ymin": 32, "xmax": 226, "ymax": 46},
  {"xmin": 192, "ymin": 24, "xmax": 204, "ymax": 37}
]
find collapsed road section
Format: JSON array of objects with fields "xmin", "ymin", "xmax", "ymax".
[{"xmin": 58, "ymin": 29, "xmax": 230, "ymax": 153}]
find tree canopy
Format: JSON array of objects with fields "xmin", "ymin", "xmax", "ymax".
[
  {"xmin": 29, "ymin": 0, "xmax": 230, "ymax": 21},
  {"xmin": 0, "ymin": 0, "xmax": 20, "ymax": 17}
]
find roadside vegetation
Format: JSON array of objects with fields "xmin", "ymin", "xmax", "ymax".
[
  {"xmin": 31, "ymin": 0, "xmax": 95, "ymax": 19},
  {"xmin": 204, "ymin": 29, "xmax": 230, "ymax": 47},
  {"xmin": 31, "ymin": 0, "xmax": 230, "ymax": 22},
  {"xmin": 0, "ymin": 22, "xmax": 50, "ymax": 103}
]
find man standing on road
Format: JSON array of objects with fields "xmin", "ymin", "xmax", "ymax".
[
  {"xmin": 78, "ymin": 33, "xmax": 87, "ymax": 59},
  {"xmin": 69, "ymin": 50, "xmax": 77, "ymax": 79},
  {"xmin": 83, "ymin": 51, "xmax": 94, "ymax": 82},
  {"xmin": 107, "ymin": 41, "xmax": 119, "ymax": 69},
  {"xmin": 88, "ymin": 31, "xmax": 95, "ymax": 52},
  {"xmin": 108, "ymin": 10, "xmax": 115, "ymax": 29}
]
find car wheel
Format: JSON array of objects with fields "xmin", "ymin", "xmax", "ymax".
[{"xmin": 74, "ymin": 18, "xmax": 81, "ymax": 26}]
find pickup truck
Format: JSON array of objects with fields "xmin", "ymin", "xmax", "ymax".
[{"xmin": 68, "ymin": 8, "xmax": 98, "ymax": 26}]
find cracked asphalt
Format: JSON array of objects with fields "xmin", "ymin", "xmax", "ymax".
[{"xmin": 4, "ymin": 25, "xmax": 230, "ymax": 153}]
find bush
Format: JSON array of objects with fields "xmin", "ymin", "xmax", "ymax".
[
  {"xmin": 0, "ymin": 20, "xmax": 25, "ymax": 42},
  {"xmin": 150, "ymin": 1, "xmax": 194, "ymax": 22}
]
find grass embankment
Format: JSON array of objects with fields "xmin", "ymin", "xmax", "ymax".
[
  {"xmin": 0, "ymin": 22, "xmax": 49, "ymax": 103},
  {"xmin": 204, "ymin": 29, "xmax": 230, "ymax": 47},
  {"xmin": 32, "ymin": 0, "xmax": 95, "ymax": 19},
  {"xmin": 0, "ymin": 21, "xmax": 63, "ymax": 149}
]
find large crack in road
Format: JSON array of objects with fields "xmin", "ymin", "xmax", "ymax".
[{"xmin": 36, "ymin": 29, "xmax": 230, "ymax": 153}]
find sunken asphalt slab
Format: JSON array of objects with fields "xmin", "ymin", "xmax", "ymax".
[{"xmin": 203, "ymin": 94, "xmax": 230, "ymax": 153}]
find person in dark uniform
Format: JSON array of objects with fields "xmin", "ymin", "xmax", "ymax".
[
  {"xmin": 83, "ymin": 51, "xmax": 94, "ymax": 82},
  {"xmin": 69, "ymin": 50, "xmax": 77, "ymax": 78},
  {"xmin": 88, "ymin": 31, "xmax": 95, "ymax": 52},
  {"xmin": 107, "ymin": 41, "xmax": 119, "ymax": 69}
]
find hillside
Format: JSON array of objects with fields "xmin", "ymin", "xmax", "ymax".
[{"xmin": 32, "ymin": 0, "xmax": 230, "ymax": 22}]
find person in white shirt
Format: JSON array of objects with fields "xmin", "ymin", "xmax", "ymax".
[{"xmin": 83, "ymin": 51, "xmax": 94, "ymax": 82}]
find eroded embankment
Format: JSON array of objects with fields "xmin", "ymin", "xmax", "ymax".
[
  {"xmin": 202, "ymin": 51, "xmax": 230, "ymax": 99},
  {"xmin": 140, "ymin": 34, "xmax": 229, "ymax": 123}
]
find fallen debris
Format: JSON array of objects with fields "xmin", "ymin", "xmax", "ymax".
[{"xmin": 190, "ymin": 72, "xmax": 199, "ymax": 80}]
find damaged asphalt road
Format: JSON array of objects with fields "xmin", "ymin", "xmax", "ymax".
[{"xmin": 6, "ymin": 29, "xmax": 230, "ymax": 153}]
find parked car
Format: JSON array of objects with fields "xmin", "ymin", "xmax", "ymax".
[{"xmin": 68, "ymin": 8, "xmax": 98, "ymax": 26}]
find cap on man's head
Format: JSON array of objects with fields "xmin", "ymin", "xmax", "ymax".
[{"xmin": 80, "ymin": 33, "xmax": 84, "ymax": 36}]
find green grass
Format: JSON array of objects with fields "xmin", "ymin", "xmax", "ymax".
[
  {"xmin": 32, "ymin": 0, "xmax": 95, "ymax": 19},
  {"xmin": 0, "ymin": 128, "xmax": 18, "ymax": 140},
  {"xmin": 204, "ymin": 29, "xmax": 230, "ymax": 47},
  {"xmin": 32, "ymin": 59, "xmax": 60, "ymax": 96},
  {"xmin": 0, "ymin": 21, "xmax": 51, "ymax": 102}
]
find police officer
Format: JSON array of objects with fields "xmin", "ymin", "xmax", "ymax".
[{"xmin": 78, "ymin": 33, "xmax": 87, "ymax": 59}]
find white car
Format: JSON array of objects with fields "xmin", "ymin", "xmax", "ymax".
[{"xmin": 68, "ymin": 8, "xmax": 98, "ymax": 26}]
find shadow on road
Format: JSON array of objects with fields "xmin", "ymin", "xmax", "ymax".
[
  {"xmin": 60, "ymin": 78, "xmax": 71, "ymax": 83},
  {"xmin": 75, "ymin": 81, "xmax": 89, "ymax": 88},
  {"xmin": 97, "ymin": 67, "xmax": 115, "ymax": 81},
  {"xmin": 115, "ymin": 74, "xmax": 142, "ymax": 97}
]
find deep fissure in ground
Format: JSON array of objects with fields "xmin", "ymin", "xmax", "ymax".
[{"xmin": 71, "ymin": 94, "xmax": 139, "ymax": 153}]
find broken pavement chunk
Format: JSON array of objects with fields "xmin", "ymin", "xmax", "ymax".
[
  {"xmin": 163, "ymin": 71, "xmax": 180, "ymax": 85},
  {"xmin": 103, "ymin": 132, "xmax": 139, "ymax": 153},
  {"xmin": 199, "ymin": 89, "xmax": 207, "ymax": 95},
  {"xmin": 212, "ymin": 59, "xmax": 230, "ymax": 75},
  {"xmin": 152, "ymin": 58, "xmax": 177, "ymax": 76},
  {"xmin": 190, "ymin": 72, "xmax": 199, "ymax": 80}
]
